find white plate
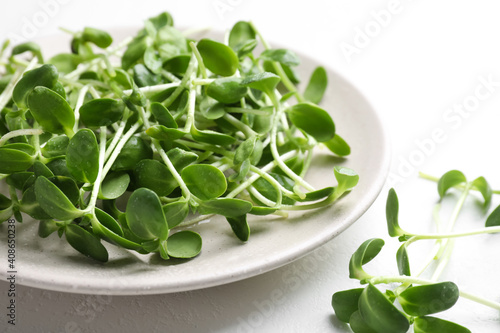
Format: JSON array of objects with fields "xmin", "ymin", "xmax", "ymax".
[{"xmin": 0, "ymin": 28, "xmax": 390, "ymax": 295}]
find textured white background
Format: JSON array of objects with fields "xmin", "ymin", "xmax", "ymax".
[{"xmin": 2, "ymin": 0, "xmax": 500, "ymax": 332}]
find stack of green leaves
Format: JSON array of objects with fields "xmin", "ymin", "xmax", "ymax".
[
  {"xmin": 332, "ymin": 170, "xmax": 500, "ymax": 332},
  {"xmin": 0, "ymin": 12, "xmax": 357, "ymax": 262}
]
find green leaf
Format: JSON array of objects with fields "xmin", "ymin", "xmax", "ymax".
[
  {"xmin": 396, "ymin": 243, "xmax": 411, "ymax": 276},
  {"xmin": 167, "ymin": 148, "xmax": 198, "ymax": 171},
  {"xmin": 386, "ymin": 188, "xmax": 405, "ymax": 237},
  {"xmin": 228, "ymin": 21, "xmax": 255, "ymax": 51},
  {"xmin": 163, "ymin": 201, "xmax": 189, "ymax": 228},
  {"xmin": 181, "ymin": 164, "xmax": 227, "ymax": 200},
  {"xmin": 398, "ymin": 282, "xmax": 459, "ymax": 316},
  {"xmin": 126, "ymin": 188, "xmax": 168, "ymax": 240},
  {"xmin": 33, "ymin": 161, "xmax": 54, "ymax": 178},
  {"xmin": 66, "ymin": 129, "xmax": 99, "ymax": 183},
  {"xmin": 13, "ymin": 64, "xmax": 58, "ymax": 109},
  {"xmin": 92, "ymin": 209, "xmax": 142, "ymax": 251},
  {"xmin": 349, "ymin": 310, "xmax": 378, "ymax": 333},
  {"xmin": 146, "ymin": 125, "xmax": 185, "ymax": 142},
  {"xmin": 197, "ymin": 39, "xmax": 239, "ymax": 76},
  {"xmin": 82, "ymin": 27, "xmax": 113, "ymax": 48},
  {"xmin": 134, "ymin": 159, "xmax": 178, "ymax": 196},
  {"xmin": 324, "ymin": 134, "xmax": 351, "ymax": 156},
  {"xmin": 297, "ymin": 187, "xmax": 334, "ymax": 202},
  {"xmin": 133, "ymin": 64, "xmax": 160, "ymax": 87},
  {"xmin": 0, "ymin": 148, "xmax": 35, "ymax": 173},
  {"xmin": 234, "ymin": 136, "xmax": 257, "ymax": 165},
  {"xmin": 207, "ymin": 78, "xmax": 248, "ymax": 104},
  {"xmin": 471, "ymin": 176, "xmax": 492, "ymax": 207},
  {"xmin": 38, "ymin": 220, "xmax": 58, "ymax": 238},
  {"xmin": 41, "ymin": 135, "xmax": 69, "ymax": 158},
  {"xmin": 111, "ymin": 136, "xmax": 153, "ymax": 171},
  {"xmin": 334, "ymin": 166, "xmax": 359, "ymax": 193},
  {"xmin": 437, "ymin": 170, "xmax": 467, "ymax": 199},
  {"xmin": 349, "ymin": 238, "xmax": 384, "ymax": 280},
  {"xmin": 94, "ymin": 208, "xmax": 123, "ymax": 236},
  {"xmin": 358, "ymin": 284, "xmax": 410, "ymax": 333},
  {"xmin": 34, "ymin": 176, "xmax": 82, "ymax": 221},
  {"xmin": 241, "ymin": 72, "xmax": 280, "ymax": 96},
  {"xmin": 167, "ymin": 230, "xmax": 202, "ymax": 258},
  {"xmin": 148, "ymin": 12, "xmax": 174, "ymax": 29},
  {"xmin": 121, "ymin": 35, "xmax": 149, "ymax": 70},
  {"xmin": 80, "ymin": 98, "xmax": 125, "ymax": 127},
  {"xmin": 226, "ymin": 215, "xmax": 250, "ymax": 241},
  {"xmin": 2, "ymin": 143, "xmax": 36, "ymax": 156},
  {"xmin": 260, "ymin": 49, "xmax": 300, "ymax": 67},
  {"xmin": 20, "ymin": 185, "xmax": 51, "ymax": 220},
  {"xmin": 65, "ymin": 224, "xmax": 108, "ymax": 262},
  {"xmin": 413, "ymin": 316, "xmax": 471, "ymax": 333},
  {"xmin": 48, "ymin": 53, "xmax": 81, "ymax": 74},
  {"xmin": 190, "ymin": 127, "xmax": 235, "ymax": 146},
  {"xmin": 144, "ymin": 47, "xmax": 162, "ymax": 74},
  {"xmin": 331, "ymin": 288, "xmax": 364, "ymax": 323},
  {"xmin": 27, "ymin": 86, "xmax": 75, "ymax": 137},
  {"xmin": 249, "ymin": 206, "xmax": 276, "ymax": 215},
  {"xmin": 99, "ymin": 172, "xmax": 130, "ymax": 200},
  {"xmin": 150, "ymin": 102, "xmax": 177, "ymax": 128},
  {"xmin": 286, "ymin": 102, "xmax": 335, "ymax": 142},
  {"xmin": 11, "ymin": 41, "xmax": 43, "ymax": 63},
  {"xmin": 485, "ymin": 203, "xmax": 500, "ymax": 227},
  {"xmin": 304, "ymin": 66, "xmax": 328, "ymax": 104},
  {"xmin": 198, "ymin": 198, "xmax": 253, "ymax": 217}
]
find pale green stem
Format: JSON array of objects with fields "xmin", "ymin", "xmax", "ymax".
[
  {"xmin": 431, "ymin": 239, "xmax": 455, "ymax": 281},
  {"xmin": 249, "ymin": 21, "xmax": 305, "ymax": 103},
  {"xmin": 73, "ymin": 85, "xmax": 89, "ymax": 133},
  {"xmin": 0, "ymin": 128, "xmax": 43, "ymax": 146},
  {"xmin": 248, "ymin": 186, "xmax": 277, "ymax": 207},
  {"xmin": 192, "ymin": 78, "xmax": 215, "ymax": 85},
  {"xmin": 269, "ymin": 101, "xmax": 314, "ymax": 194},
  {"xmin": 122, "ymin": 82, "xmax": 180, "ymax": 95},
  {"xmin": 0, "ymin": 58, "xmax": 37, "ymax": 112},
  {"xmin": 84, "ymin": 127, "xmax": 107, "ymax": 213},
  {"xmin": 184, "ymin": 81, "xmax": 197, "ymax": 132},
  {"xmin": 161, "ymin": 69, "xmax": 181, "ymax": 83},
  {"xmin": 103, "ymin": 121, "xmax": 126, "ymax": 162},
  {"xmin": 222, "ymin": 113, "xmax": 257, "ymax": 138},
  {"xmin": 225, "ymin": 107, "xmax": 271, "ymax": 116},
  {"xmin": 101, "ymin": 123, "xmax": 140, "ymax": 180},
  {"xmin": 138, "ymin": 106, "xmax": 192, "ymax": 201},
  {"xmin": 65, "ymin": 36, "xmax": 133, "ymax": 80},
  {"xmin": 163, "ymin": 54, "xmax": 197, "ymax": 108},
  {"xmin": 189, "ymin": 41, "xmax": 207, "ymax": 79},
  {"xmin": 226, "ymin": 150, "xmax": 299, "ymax": 198}
]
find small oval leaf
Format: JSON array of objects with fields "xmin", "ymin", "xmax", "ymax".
[
  {"xmin": 167, "ymin": 230, "xmax": 202, "ymax": 258},
  {"xmin": 65, "ymin": 224, "xmax": 108, "ymax": 262},
  {"xmin": 66, "ymin": 129, "xmax": 99, "ymax": 183},
  {"xmin": 286, "ymin": 102, "xmax": 335, "ymax": 142},
  {"xmin": 126, "ymin": 188, "xmax": 168, "ymax": 240},
  {"xmin": 331, "ymin": 288, "xmax": 364, "ymax": 323},
  {"xmin": 398, "ymin": 282, "xmax": 459, "ymax": 316},
  {"xmin": 197, "ymin": 39, "xmax": 239, "ymax": 76},
  {"xmin": 181, "ymin": 164, "xmax": 227, "ymax": 200},
  {"xmin": 358, "ymin": 284, "xmax": 410, "ymax": 333}
]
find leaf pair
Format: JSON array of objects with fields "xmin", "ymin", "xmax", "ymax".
[
  {"xmin": 125, "ymin": 187, "xmax": 202, "ymax": 258},
  {"xmin": 333, "ymin": 282, "xmax": 465, "ymax": 333}
]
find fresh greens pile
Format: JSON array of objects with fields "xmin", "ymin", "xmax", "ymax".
[
  {"xmin": 0, "ymin": 12, "xmax": 357, "ymax": 262},
  {"xmin": 332, "ymin": 170, "xmax": 500, "ymax": 332}
]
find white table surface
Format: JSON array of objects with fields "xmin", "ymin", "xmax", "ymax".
[{"xmin": 2, "ymin": 0, "xmax": 500, "ymax": 332}]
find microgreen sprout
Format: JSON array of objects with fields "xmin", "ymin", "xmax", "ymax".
[
  {"xmin": 332, "ymin": 170, "xmax": 500, "ymax": 332},
  {"xmin": 0, "ymin": 12, "xmax": 356, "ymax": 263}
]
